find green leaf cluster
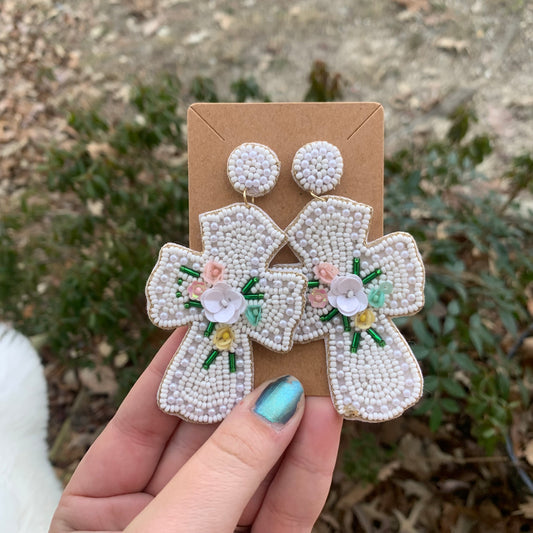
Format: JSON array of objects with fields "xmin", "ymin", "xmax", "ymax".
[
  {"xmin": 343, "ymin": 432, "xmax": 396, "ymax": 485},
  {"xmin": 1, "ymin": 75, "xmax": 188, "ymax": 396},
  {"xmin": 386, "ymin": 107, "xmax": 533, "ymax": 451}
]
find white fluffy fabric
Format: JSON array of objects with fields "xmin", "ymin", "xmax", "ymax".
[{"xmin": 0, "ymin": 324, "xmax": 62, "ymax": 532}]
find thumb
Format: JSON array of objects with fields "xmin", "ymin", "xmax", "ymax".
[{"xmin": 125, "ymin": 375, "xmax": 305, "ymax": 533}]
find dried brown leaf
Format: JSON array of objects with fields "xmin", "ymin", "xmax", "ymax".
[
  {"xmin": 337, "ymin": 483, "xmax": 374, "ymax": 510},
  {"xmin": 424, "ymin": 12, "xmax": 455, "ymax": 26},
  {"xmin": 435, "ymin": 37, "xmax": 469, "ymax": 53},
  {"xmin": 316, "ymin": 512, "xmax": 340, "ymax": 531},
  {"xmin": 114, "ymin": 351, "xmax": 129, "ymax": 368},
  {"xmin": 22, "ymin": 303, "xmax": 35, "ymax": 319},
  {"xmin": 397, "ymin": 479, "xmax": 432, "ymax": 500},
  {"xmin": 183, "ymin": 30, "xmax": 209, "ymax": 45},
  {"xmin": 398, "ymin": 433, "xmax": 452, "ymax": 479},
  {"xmin": 143, "ymin": 18, "xmax": 161, "ymax": 37},
  {"xmin": 524, "ymin": 439, "xmax": 533, "ymax": 466},
  {"xmin": 0, "ymin": 139, "xmax": 27, "ymax": 158},
  {"xmin": 393, "ymin": 0, "xmax": 430, "ymax": 13},
  {"xmin": 517, "ymin": 497, "xmax": 533, "ymax": 519},
  {"xmin": 67, "ymin": 50, "xmax": 81, "ymax": 69},
  {"xmin": 62, "ymin": 369, "xmax": 79, "ymax": 391},
  {"xmin": 214, "ymin": 11, "xmax": 234, "ymax": 31},
  {"xmin": 86, "ymin": 142, "xmax": 115, "ymax": 159},
  {"xmin": 87, "ymin": 199, "xmax": 104, "ymax": 217},
  {"xmin": 0, "ymin": 121, "xmax": 15, "ymax": 142},
  {"xmin": 393, "ymin": 499, "xmax": 427, "ymax": 533},
  {"xmin": 97, "ymin": 340, "xmax": 113, "ymax": 358},
  {"xmin": 79, "ymin": 366, "xmax": 118, "ymax": 396},
  {"xmin": 522, "ymin": 337, "xmax": 533, "ymax": 360},
  {"xmin": 377, "ymin": 460, "xmax": 400, "ymax": 482}
]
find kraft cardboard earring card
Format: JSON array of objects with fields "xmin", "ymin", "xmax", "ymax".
[{"xmin": 146, "ymin": 103, "xmax": 425, "ymax": 423}]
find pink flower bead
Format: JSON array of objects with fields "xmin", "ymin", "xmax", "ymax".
[
  {"xmin": 203, "ymin": 261, "xmax": 225, "ymax": 285},
  {"xmin": 309, "ymin": 287, "xmax": 328, "ymax": 308},
  {"xmin": 313, "ymin": 262, "xmax": 339, "ymax": 284},
  {"xmin": 187, "ymin": 280, "xmax": 207, "ymax": 300}
]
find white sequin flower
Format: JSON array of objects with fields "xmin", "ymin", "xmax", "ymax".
[
  {"xmin": 146, "ymin": 203, "xmax": 307, "ymax": 423},
  {"xmin": 200, "ymin": 283, "xmax": 247, "ymax": 324},
  {"xmin": 286, "ymin": 196, "xmax": 425, "ymax": 422},
  {"xmin": 327, "ymin": 275, "xmax": 368, "ymax": 316}
]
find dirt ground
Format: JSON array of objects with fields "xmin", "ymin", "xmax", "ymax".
[
  {"xmin": 2, "ymin": 0, "xmax": 533, "ymax": 531},
  {"xmin": 1, "ymin": 0, "xmax": 532, "ymax": 196}
]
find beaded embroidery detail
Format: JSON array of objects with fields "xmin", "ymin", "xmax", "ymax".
[
  {"xmin": 286, "ymin": 196, "xmax": 425, "ymax": 422},
  {"xmin": 146, "ymin": 203, "xmax": 307, "ymax": 423},
  {"xmin": 292, "ymin": 141, "xmax": 343, "ymax": 194},
  {"xmin": 227, "ymin": 143, "xmax": 280, "ymax": 197}
]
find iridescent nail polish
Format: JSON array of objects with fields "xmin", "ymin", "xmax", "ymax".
[{"xmin": 253, "ymin": 375, "xmax": 303, "ymax": 424}]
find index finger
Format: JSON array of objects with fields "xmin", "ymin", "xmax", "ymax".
[
  {"xmin": 252, "ymin": 396, "xmax": 343, "ymax": 531},
  {"xmin": 65, "ymin": 326, "xmax": 187, "ymax": 498}
]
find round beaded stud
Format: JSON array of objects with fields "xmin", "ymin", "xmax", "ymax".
[
  {"xmin": 292, "ymin": 141, "xmax": 343, "ymax": 195},
  {"xmin": 227, "ymin": 142, "xmax": 281, "ymax": 198}
]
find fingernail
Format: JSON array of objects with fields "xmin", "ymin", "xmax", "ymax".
[{"xmin": 253, "ymin": 375, "xmax": 304, "ymax": 424}]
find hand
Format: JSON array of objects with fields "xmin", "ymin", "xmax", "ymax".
[{"xmin": 50, "ymin": 327, "xmax": 343, "ymax": 532}]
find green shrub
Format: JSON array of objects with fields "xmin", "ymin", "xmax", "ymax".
[
  {"xmin": 304, "ymin": 60, "xmax": 344, "ymax": 102},
  {"xmin": 385, "ymin": 107, "xmax": 532, "ymax": 451},
  {"xmin": 343, "ymin": 431, "xmax": 396, "ymax": 485},
  {"xmin": 1, "ymin": 75, "xmax": 188, "ymax": 395}
]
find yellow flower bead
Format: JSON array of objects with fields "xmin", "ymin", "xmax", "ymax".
[
  {"xmin": 354, "ymin": 308, "xmax": 375, "ymax": 330},
  {"xmin": 213, "ymin": 326, "xmax": 235, "ymax": 351}
]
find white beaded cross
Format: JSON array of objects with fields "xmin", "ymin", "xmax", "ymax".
[
  {"xmin": 286, "ymin": 196, "xmax": 425, "ymax": 422},
  {"xmin": 146, "ymin": 203, "xmax": 307, "ymax": 423}
]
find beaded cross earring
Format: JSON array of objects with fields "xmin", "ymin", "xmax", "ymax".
[
  {"xmin": 285, "ymin": 141, "xmax": 425, "ymax": 422},
  {"xmin": 146, "ymin": 143, "xmax": 307, "ymax": 423}
]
